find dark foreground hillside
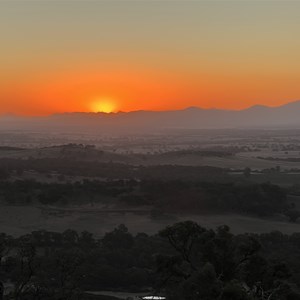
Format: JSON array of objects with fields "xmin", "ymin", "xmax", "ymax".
[{"xmin": 0, "ymin": 221, "xmax": 300, "ymax": 300}]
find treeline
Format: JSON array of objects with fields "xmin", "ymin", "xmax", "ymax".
[
  {"xmin": 258, "ymin": 157, "xmax": 300, "ymax": 162},
  {"xmin": 0, "ymin": 158, "xmax": 227, "ymax": 180},
  {"xmin": 0, "ymin": 179, "xmax": 134, "ymax": 206},
  {"xmin": 135, "ymin": 181, "xmax": 290, "ymax": 217},
  {"xmin": 0, "ymin": 147, "xmax": 25, "ymax": 151},
  {"xmin": 159, "ymin": 149, "xmax": 236, "ymax": 158},
  {"xmin": 1, "ymin": 222, "xmax": 300, "ymax": 299},
  {"xmin": 0, "ymin": 225, "xmax": 167, "ymax": 299},
  {"xmin": 0, "ymin": 179, "xmax": 297, "ymax": 221}
]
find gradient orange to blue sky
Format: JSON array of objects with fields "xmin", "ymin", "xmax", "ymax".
[{"xmin": 1, "ymin": 1, "xmax": 300, "ymax": 115}]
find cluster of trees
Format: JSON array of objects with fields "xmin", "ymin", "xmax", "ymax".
[
  {"xmin": 157, "ymin": 222, "xmax": 300, "ymax": 300},
  {"xmin": 258, "ymin": 157, "xmax": 300, "ymax": 163},
  {"xmin": 0, "ymin": 222, "xmax": 300, "ymax": 299},
  {"xmin": 159, "ymin": 150, "xmax": 236, "ymax": 158},
  {"xmin": 0, "ymin": 147, "xmax": 25, "ymax": 151},
  {"xmin": 0, "ymin": 180, "xmax": 134, "ymax": 206},
  {"xmin": 124, "ymin": 181, "xmax": 292, "ymax": 218},
  {"xmin": 0, "ymin": 158, "xmax": 227, "ymax": 181},
  {"xmin": 1, "ymin": 179, "xmax": 297, "ymax": 221},
  {"xmin": 0, "ymin": 225, "xmax": 168, "ymax": 299}
]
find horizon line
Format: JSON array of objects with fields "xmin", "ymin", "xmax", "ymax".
[{"xmin": 0, "ymin": 99, "xmax": 299, "ymax": 118}]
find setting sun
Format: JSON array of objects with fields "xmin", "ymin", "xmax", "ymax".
[
  {"xmin": 91, "ymin": 98, "xmax": 117, "ymax": 113},
  {"xmin": 1, "ymin": 1, "xmax": 300, "ymax": 116}
]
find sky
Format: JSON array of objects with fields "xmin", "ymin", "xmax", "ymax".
[{"xmin": 1, "ymin": 0, "xmax": 300, "ymax": 115}]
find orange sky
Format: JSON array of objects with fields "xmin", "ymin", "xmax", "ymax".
[{"xmin": 1, "ymin": 1, "xmax": 300, "ymax": 115}]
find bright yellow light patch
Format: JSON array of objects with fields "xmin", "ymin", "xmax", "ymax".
[{"xmin": 91, "ymin": 98, "xmax": 116, "ymax": 113}]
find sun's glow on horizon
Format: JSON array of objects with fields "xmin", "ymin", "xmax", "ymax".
[{"xmin": 90, "ymin": 98, "xmax": 117, "ymax": 113}]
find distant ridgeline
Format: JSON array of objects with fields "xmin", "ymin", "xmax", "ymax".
[{"xmin": 2, "ymin": 100, "xmax": 300, "ymax": 132}]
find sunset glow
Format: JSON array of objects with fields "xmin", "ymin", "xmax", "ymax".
[
  {"xmin": 1, "ymin": 1, "xmax": 300, "ymax": 116},
  {"xmin": 90, "ymin": 98, "xmax": 117, "ymax": 113}
]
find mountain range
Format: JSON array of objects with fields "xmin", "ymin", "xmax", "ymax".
[{"xmin": 1, "ymin": 100, "xmax": 300, "ymax": 133}]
